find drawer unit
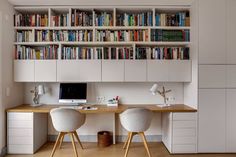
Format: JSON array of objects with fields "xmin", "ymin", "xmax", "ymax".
[{"xmin": 7, "ymin": 112, "xmax": 48, "ymax": 154}]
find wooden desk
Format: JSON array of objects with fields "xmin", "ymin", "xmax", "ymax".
[
  {"xmin": 6, "ymin": 104, "xmax": 197, "ymax": 154},
  {"xmin": 6, "ymin": 104, "xmax": 197, "ymax": 113}
]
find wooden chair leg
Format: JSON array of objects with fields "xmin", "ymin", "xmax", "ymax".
[
  {"xmin": 124, "ymin": 132, "xmax": 134, "ymax": 157},
  {"xmin": 70, "ymin": 133, "xmax": 78, "ymax": 157},
  {"xmin": 123, "ymin": 132, "xmax": 131, "ymax": 149},
  {"xmin": 73, "ymin": 131, "xmax": 84, "ymax": 149},
  {"xmin": 59, "ymin": 133, "xmax": 65, "ymax": 149},
  {"xmin": 50, "ymin": 132, "xmax": 63, "ymax": 157},
  {"xmin": 139, "ymin": 132, "xmax": 152, "ymax": 157}
]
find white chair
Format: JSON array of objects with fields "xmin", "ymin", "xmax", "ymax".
[
  {"xmin": 50, "ymin": 108, "xmax": 86, "ymax": 157},
  {"xmin": 120, "ymin": 108, "xmax": 153, "ymax": 157}
]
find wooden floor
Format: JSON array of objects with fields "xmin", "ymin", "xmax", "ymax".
[{"xmin": 6, "ymin": 142, "xmax": 236, "ymax": 157}]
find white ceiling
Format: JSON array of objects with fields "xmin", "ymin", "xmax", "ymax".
[{"xmin": 8, "ymin": 0, "xmax": 194, "ymax": 6}]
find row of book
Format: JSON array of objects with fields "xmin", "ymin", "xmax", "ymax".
[
  {"xmin": 14, "ymin": 14, "xmax": 48, "ymax": 27},
  {"xmin": 135, "ymin": 47, "xmax": 189, "ymax": 60},
  {"xmin": 95, "ymin": 12, "xmax": 113, "ymax": 26},
  {"xmin": 151, "ymin": 29, "xmax": 190, "ymax": 41},
  {"xmin": 116, "ymin": 12, "xmax": 153, "ymax": 26},
  {"xmin": 96, "ymin": 30, "xmax": 149, "ymax": 42},
  {"xmin": 71, "ymin": 9, "xmax": 93, "ymax": 26},
  {"xmin": 155, "ymin": 12, "xmax": 190, "ymax": 26},
  {"xmin": 16, "ymin": 30, "xmax": 34, "ymax": 42},
  {"xmin": 51, "ymin": 14, "xmax": 69, "ymax": 27},
  {"xmin": 62, "ymin": 47, "xmax": 102, "ymax": 59},
  {"xmin": 34, "ymin": 30, "xmax": 93, "ymax": 42},
  {"xmin": 103, "ymin": 47, "xmax": 133, "ymax": 59},
  {"xmin": 15, "ymin": 45, "xmax": 58, "ymax": 60}
]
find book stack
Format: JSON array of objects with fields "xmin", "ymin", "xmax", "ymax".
[
  {"xmin": 51, "ymin": 13, "xmax": 69, "ymax": 27},
  {"xmin": 62, "ymin": 47, "xmax": 102, "ymax": 59},
  {"xmin": 96, "ymin": 30, "xmax": 149, "ymax": 42},
  {"xmin": 151, "ymin": 29, "xmax": 190, "ymax": 42},
  {"xmin": 116, "ymin": 12, "xmax": 153, "ymax": 26},
  {"xmin": 95, "ymin": 12, "xmax": 113, "ymax": 26},
  {"xmin": 155, "ymin": 11, "xmax": 190, "ymax": 26},
  {"xmin": 14, "ymin": 14, "xmax": 48, "ymax": 27},
  {"xmin": 71, "ymin": 9, "xmax": 93, "ymax": 26},
  {"xmin": 16, "ymin": 30, "xmax": 33, "ymax": 42},
  {"xmin": 35, "ymin": 30, "xmax": 93, "ymax": 42},
  {"xmin": 151, "ymin": 47, "xmax": 189, "ymax": 60},
  {"xmin": 15, "ymin": 45, "xmax": 58, "ymax": 60}
]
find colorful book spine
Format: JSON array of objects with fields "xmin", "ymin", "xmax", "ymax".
[
  {"xmin": 51, "ymin": 13, "xmax": 69, "ymax": 27},
  {"xmin": 95, "ymin": 12, "xmax": 113, "ymax": 26},
  {"xmin": 16, "ymin": 30, "xmax": 33, "ymax": 42},
  {"xmin": 150, "ymin": 47, "xmax": 189, "ymax": 60},
  {"xmin": 151, "ymin": 29, "xmax": 190, "ymax": 42},
  {"xmin": 71, "ymin": 9, "xmax": 93, "ymax": 26},
  {"xmin": 14, "ymin": 14, "xmax": 48, "ymax": 27},
  {"xmin": 62, "ymin": 47, "xmax": 100, "ymax": 60}
]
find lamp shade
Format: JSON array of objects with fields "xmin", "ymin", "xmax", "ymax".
[
  {"xmin": 150, "ymin": 84, "xmax": 158, "ymax": 95},
  {"xmin": 38, "ymin": 85, "xmax": 45, "ymax": 95}
]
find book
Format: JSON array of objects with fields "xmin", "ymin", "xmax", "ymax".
[
  {"xmin": 14, "ymin": 14, "xmax": 48, "ymax": 27},
  {"xmin": 151, "ymin": 29, "xmax": 190, "ymax": 42},
  {"xmin": 95, "ymin": 11, "xmax": 113, "ymax": 26},
  {"xmin": 71, "ymin": 9, "xmax": 93, "ymax": 26},
  {"xmin": 51, "ymin": 13, "xmax": 69, "ymax": 27},
  {"xmin": 16, "ymin": 30, "xmax": 33, "ymax": 42}
]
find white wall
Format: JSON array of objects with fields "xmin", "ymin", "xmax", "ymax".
[
  {"xmin": 24, "ymin": 82, "xmax": 184, "ymax": 136},
  {"xmin": 0, "ymin": 0, "xmax": 24, "ymax": 152}
]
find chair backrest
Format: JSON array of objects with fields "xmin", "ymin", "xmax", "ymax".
[
  {"xmin": 119, "ymin": 108, "xmax": 153, "ymax": 132},
  {"xmin": 50, "ymin": 108, "xmax": 85, "ymax": 132}
]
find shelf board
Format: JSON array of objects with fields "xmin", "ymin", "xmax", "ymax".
[{"xmin": 14, "ymin": 42, "xmax": 60, "ymax": 45}]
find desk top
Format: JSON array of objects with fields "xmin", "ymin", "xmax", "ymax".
[{"xmin": 6, "ymin": 104, "xmax": 197, "ymax": 113}]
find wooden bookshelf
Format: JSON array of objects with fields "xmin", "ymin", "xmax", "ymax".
[{"xmin": 13, "ymin": 6, "xmax": 192, "ymax": 82}]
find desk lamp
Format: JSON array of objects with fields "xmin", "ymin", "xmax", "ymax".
[
  {"xmin": 150, "ymin": 84, "xmax": 171, "ymax": 106},
  {"xmin": 30, "ymin": 84, "xmax": 45, "ymax": 106}
]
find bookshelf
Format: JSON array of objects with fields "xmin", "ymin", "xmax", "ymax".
[{"xmin": 13, "ymin": 7, "xmax": 191, "ymax": 82}]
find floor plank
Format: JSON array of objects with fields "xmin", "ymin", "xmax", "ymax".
[{"xmin": 5, "ymin": 142, "xmax": 236, "ymax": 157}]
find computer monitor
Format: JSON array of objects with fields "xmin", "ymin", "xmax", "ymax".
[{"xmin": 59, "ymin": 83, "xmax": 87, "ymax": 104}]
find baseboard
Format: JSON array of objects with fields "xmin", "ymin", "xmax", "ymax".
[
  {"xmin": 0, "ymin": 146, "xmax": 7, "ymax": 157},
  {"xmin": 48, "ymin": 134, "xmax": 162, "ymax": 143}
]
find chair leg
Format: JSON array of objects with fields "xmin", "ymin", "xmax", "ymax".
[
  {"xmin": 73, "ymin": 131, "xmax": 84, "ymax": 149},
  {"xmin": 139, "ymin": 132, "xmax": 152, "ymax": 157},
  {"xmin": 124, "ymin": 132, "xmax": 134, "ymax": 157},
  {"xmin": 50, "ymin": 132, "xmax": 63, "ymax": 157},
  {"xmin": 59, "ymin": 133, "xmax": 65, "ymax": 149},
  {"xmin": 70, "ymin": 133, "xmax": 78, "ymax": 157},
  {"xmin": 123, "ymin": 132, "xmax": 131, "ymax": 149}
]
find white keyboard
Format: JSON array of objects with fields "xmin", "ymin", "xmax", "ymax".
[{"xmin": 59, "ymin": 106, "xmax": 83, "ymax": 109}]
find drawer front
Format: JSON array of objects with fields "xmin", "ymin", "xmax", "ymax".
[
  {"xmin": 8, "ymin": 112, "xmax": 33, "ymax": 121},
  {"xmin": 8, "ymin": 120, "xmax": 33, "ymax": 128},
  {"xmin": 173, "ymin": 121, "xmax": 196, "ymax": 128},
  {"xmin": 173, "ymin": 136, "xmax": 196, "ymax": 145},
  {"xmin": 8, "ymin": 128, "xmax": 33, "ymax": 137},
  {"xmin": 8, "ymin": 136, "xmax": 33, "ymax": 145},
  {"xmin": 173, "ymin": 113, "xmax": 197, "ymax": 121},
  {"xmin": 172, "ymin": 144, "xmax": 196, "ymax": 153},
  {"xmin": 173, "ymin": 128, "xmax": 196, "ymax": 137},
  {"xmin": 8, "ymin": 145, "xmax": 33, "ymax": 154}
]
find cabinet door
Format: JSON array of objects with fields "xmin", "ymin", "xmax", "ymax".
[
  {"xmin": 226, "ymin": 89, "xmax": 236, "ymax": 152},
  {"xmin": 14, "ymin": 60, "xmax": 34, "ymax": 82},
  {"xmin": 198, "ymin": 89, "xmax": 226, "ymax": 152},
  {"xmin": 226, "ymin": 65, "xmax": 236, "ymax": 88},
  {"xmin": 125, "ymin": 60, "xmax": 146, "ymax": 82},
  {"xmin": 227, "ymin": 0, "xmax": 236, "ymax": 64},
  {"xmin": 199, "ymin": 65, "xmax": 226, "ymax": 88},
  {"xmin": 35, "ymin": 60, "xmax": 57, "ymax": 82},
  {"xmin": 199, "ymin": 0, "xmax": 226, "ymax": 64},
  {"xmin": 147, "ymin": 60, "xmax": 168, "ymax": 82},
  {"xmin": 57, "ymin": 60, "xmax": 102, "ymax": 82},
  {"xmin": 102, "ymin": 60, "xmax": 124, "ymax": 82},
  {"xmin": 168, "ymin": 60, "xmax": 191, "ymax": 82}
]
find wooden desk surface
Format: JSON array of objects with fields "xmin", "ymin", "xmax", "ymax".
[{"xmin": 6, "ymin": 104, "xmax": 197, "ymax": 113}]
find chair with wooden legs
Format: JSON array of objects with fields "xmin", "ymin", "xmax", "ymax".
[
  {"xmin": 120, "ymin": 108, "xmax": 153, "ymax": 157},
  {"xmin": 50, "ymin": 108, "xmax": 86, "ymax": 157}
]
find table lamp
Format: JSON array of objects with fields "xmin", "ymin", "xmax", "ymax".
[
  {"xmin": 31, "ymin": 84, "xmax": 45, "ymax": 106},
  {"xmin": 150, "ymin": 83, "xmax": 171, "ymax": 106}
]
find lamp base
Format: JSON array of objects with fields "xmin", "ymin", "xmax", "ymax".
[
  {"xmin": 156, "ymin": 104, "xmax": 171, "ymax": 108},
  {"xmin": 30, "ymin": 103, "xmax": 43, "ymax": 107}
]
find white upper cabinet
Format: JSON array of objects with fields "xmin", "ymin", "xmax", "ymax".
[
  {"xmin": 147, "ymin": 60, "xmax": 169, "ymax": 82},
  {"xmin": 35, "ymin": 60, "xmax": 57, "ymax": 82},
  {"xmin": 199, "ymin": 0, "xmax": 226, "ymax": 64},
  {"xmin": 57, "ymin": 60, "xmax": 102, "ymax": 82},
  {"xmin": 227, "ymin": 0, "xmax": 236, "ymax": 64},
  {"xmin": 199, "ymin": 65, "xmax": 226, "ymax": 88},
  {"xmin": 169, "ymin": 60, "xmax": 191, "ymax": 82},
  {"xmin": 198, "ymin": 89, "xmax": 226, "ymax": 153},
  {"xmin": 14, "ymin": 60, "xmax": 34, "ymax": 82},
  {"xmin": 125, "ymin": 60, "xmax": 146, "ymax": 82},
  {"xmin": 102, "ymin": 60, "xmax": 124, "ymax": 82}
]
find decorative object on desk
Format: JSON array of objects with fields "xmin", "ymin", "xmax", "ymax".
[
  {"xmin": 150, "ymin": 83, "xmax": 172, "ymax": 107},
  {"xmin": 107, "ymin": 96, "xmax": 119, "ymax": 107},
  {"xmin": 30, "ymin": 84, "xmax": 45, "ymax": 106}
]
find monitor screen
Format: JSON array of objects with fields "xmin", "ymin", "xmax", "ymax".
[{"xmin": 59, "ymin": 83, "xmax": 87, "ymax": 104}]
